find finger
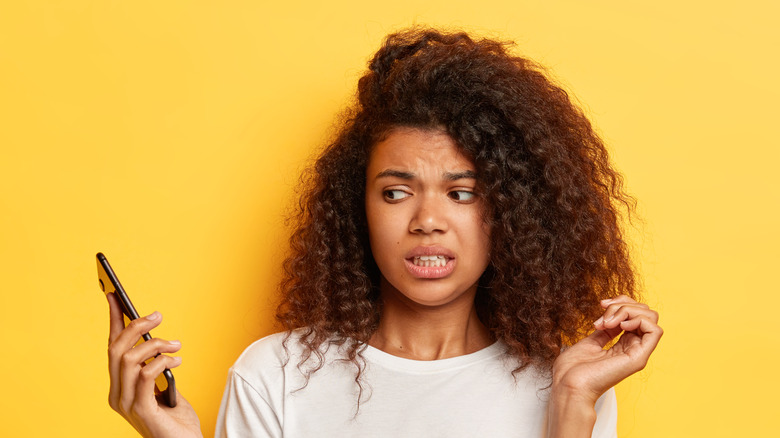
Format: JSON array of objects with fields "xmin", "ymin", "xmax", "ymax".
[
  {"xmin": 597, "ymin": 295, "xmax": 647, "ymax": 326},
  {"xmin": 587, "ymin": 305, "xmax": 660, "ymax": 349},
  {"xmin": 110, "ymin": 312, "xmax": 164, "ymax": 357},
  {"xmin": 619, "ymin": 317, "xmax": 664, "ymax": 369},
  {"xmin": 107, "ymin": 293, "xmax": 126, "ymax": 409},
  {"xmin": 600, "ymin": 294, "xmax": 637, "ymax": 308},
  {"xmin": 108, "ymin": 312, "xmax": 163, "ymax": 412},
  {"xmin": 134, "ymin": 355, "xmax": 183, "ymax": 416},
  {"xmin": 109, "ymin": 312, "xmax": 164, "ymax": 387},
  {"xmin": 605, "ymin": 305, "xmax": 658, "ymax": 330},
  {"xmin": 594, "ymin": 303, "xmax": 656, "ymax": 330},
  {"xmin": 119, "ymin": 338, "xmax": 181, "ymax": 414},
  {"xmin": 582, "ymin": 327, "xmax": 620, "ymax": 349},
  {"xmin": 122, "ymin": 338, "xmax": 182, "ymax": 370},
  {"xmin": 618, "ymin": 317, "xmax": 643, "ymax": 333}
]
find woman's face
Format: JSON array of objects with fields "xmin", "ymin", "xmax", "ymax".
[{"xmin": 365, "ymin": 127, "xmax": 491, "ymax": 308}]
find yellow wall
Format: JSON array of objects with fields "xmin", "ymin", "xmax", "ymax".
[{"xmin": 1, "ymin": 1, "xmax": 778, "ymax": 436}]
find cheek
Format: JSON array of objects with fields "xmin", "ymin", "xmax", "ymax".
[
  {"xmin": 481, "ymin": 223, "xmax": 491, "ymax": 251},
  {"xmin": 463, "ymin": 213, "xmax": 492, "ymax": 263},
  {"xmin": 366, "ymin": 203, "xmax": 396, "ymax": 254}
]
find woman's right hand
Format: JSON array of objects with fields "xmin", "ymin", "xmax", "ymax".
[{"xmin": 107, "ymin": 292, "xmax": 203, "ymax": 438}]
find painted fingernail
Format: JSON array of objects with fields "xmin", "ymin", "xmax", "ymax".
[
  {"xmin": 594, "ymin": 317, "xmax": 604, "ymax": 326},
  {"xmin": 146, "ymin": 311, "xmax": 161, "ymax": 320}
]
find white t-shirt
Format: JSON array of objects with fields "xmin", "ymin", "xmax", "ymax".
[{"xmin": 216, "ymin": 331, "xmax": 617, "ymax": 437}]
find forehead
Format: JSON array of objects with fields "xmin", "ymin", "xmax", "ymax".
[{"xmin": 367, "ymin": 128, "xmax": 474, "ymax": 174}]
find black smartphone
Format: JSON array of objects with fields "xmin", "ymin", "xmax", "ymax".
[{"xmin": 96, "ymin": 252, "xmax": 177, "ymax": 408}]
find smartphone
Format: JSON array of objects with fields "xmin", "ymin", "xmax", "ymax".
[{"xmin": 96, "ymin": 252, "xmax": 177, "ymax": 408}]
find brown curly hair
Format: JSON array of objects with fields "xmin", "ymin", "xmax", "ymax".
[{"xmin": 276, "ymin": 27, "xmax": 637, "ymax": 382}]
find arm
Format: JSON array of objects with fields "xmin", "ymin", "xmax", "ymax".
[
  {"xmin": 547, "ymin": 295, "xmax": 663, "ymax": 438},
  {"xmin": 106, "ymin": 292, "xmax": 203, "ymax": 438},
  {"xmin": 546, "ymin": 390, "xmax": 598, "ymax": 438}
]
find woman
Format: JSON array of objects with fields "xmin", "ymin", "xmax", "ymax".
[{"xmin": 106, "ymin": 28, "xmax": 662, "ymax": 437}]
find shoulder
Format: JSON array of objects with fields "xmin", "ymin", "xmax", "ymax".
[
  {"xmin": 228, "ymin": 331, "xmax": 301, "ymax": 394},
  {"xmin": 230, "ymin": 329, "xmax": 335, "ymax": 384},
  {"xmin": 217, "ymin": 331, "xmax": 300, "ymax": 437},
  {"xmin": 231, "ymin": 331, "xmax": 291, "ymax": 377}
]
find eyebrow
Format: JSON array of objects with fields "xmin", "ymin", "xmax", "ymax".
[
  {"xmin": 443, "ymin": 170, "xmax": 477, "ymax": 181},
  {"xmin": 374, "ymin": 169, "xmax": 477, "ymax": 181},
  {"xmin": 375, "ymin": 169, "xmax": 415, "ymax": 180}
]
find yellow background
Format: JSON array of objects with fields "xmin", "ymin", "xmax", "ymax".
[{"xmin": 1, "ymin": 1, "xmax": 778, "ymax": 436}]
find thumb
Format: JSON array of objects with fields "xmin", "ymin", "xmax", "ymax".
[{"xmin": 583, "ymin": 326, "xmax": 622, "ymax": 349}]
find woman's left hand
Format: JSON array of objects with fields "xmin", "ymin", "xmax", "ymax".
[{"xmin": 551, "ymin": 295, "xmax": 663, "ymax": 405}]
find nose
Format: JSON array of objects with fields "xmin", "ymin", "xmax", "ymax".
[{"xmin": 409, "ymin": 194, "xmax": 448, "ymax": 234}]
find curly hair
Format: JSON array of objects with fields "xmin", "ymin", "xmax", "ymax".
[{"xmin": 276, "ymin": 27, "xmax": 637, "ymax": 384}]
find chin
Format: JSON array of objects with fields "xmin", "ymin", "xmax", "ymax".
[{"xmin": 399, "ymin": 286, "xmax": 473, "ymax": 308}]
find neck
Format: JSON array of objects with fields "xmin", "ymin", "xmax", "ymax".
[{"xmin": 368, "ymin": 279, "xmax": 493, "ymax": 360}]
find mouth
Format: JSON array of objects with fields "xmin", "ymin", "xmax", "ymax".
[
  {"xmin": 404, "ymin": 248, "xmax": 456, "ymax": 279},
  {"xmin": 411, "ymin": 255, "xmax": 450, "ymax": 268}
]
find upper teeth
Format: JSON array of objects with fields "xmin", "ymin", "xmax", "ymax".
[{"xmin": 413, "ymin": 255, "xmax": 448, "ymax": 267}]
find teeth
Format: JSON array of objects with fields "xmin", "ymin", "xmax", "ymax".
[{"xmin": 412, "ymin": 255, "xmax": 448, "ymax": 267}]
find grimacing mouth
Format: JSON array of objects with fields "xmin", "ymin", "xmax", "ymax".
[{"xmin": 410, "ymin": 255, "xmax": 450, "ymax": 267}]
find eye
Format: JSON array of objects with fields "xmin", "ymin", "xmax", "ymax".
[
  {"xmin": 383, "ymin": 189, "xmax": 411, "ymax": 201},
  {"xmin": 449, "ymin": 190, "xmax": 476, "ymax": 202}
]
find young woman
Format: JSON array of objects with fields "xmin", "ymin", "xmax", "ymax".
[{"xmin": 106, "ymin": 28, "xmax": 662, "ymax": 438}]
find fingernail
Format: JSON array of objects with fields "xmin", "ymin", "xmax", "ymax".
[
  {"xmin": 594, "ymin": 317, "xmax": 604, "ymax": 326},
  {"xmin": 172, "ymin": 356, "xmax": 183, "ymax": 365},
  {"xmin": 146, "ymin": 311, "xmax": 160, "ymax": 320},
  {"xmin": 604, "ymin": 314, "xmax": 614, "ymax": 322},
  {"xmin": 169, "ymin": 340, "xmax": 181, "ymax": 346},
  {"xmin": 601, "ymin": 298, "xmax": 613, "ymax": 305}
]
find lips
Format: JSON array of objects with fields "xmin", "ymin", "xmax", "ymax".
[
  {"xmin": 405, "ymin": 246, "xmax": 456, "ymax": 259},
  {"xmin": 405, "ymin": 246, "xmax": 456, "ymax": 279}
]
